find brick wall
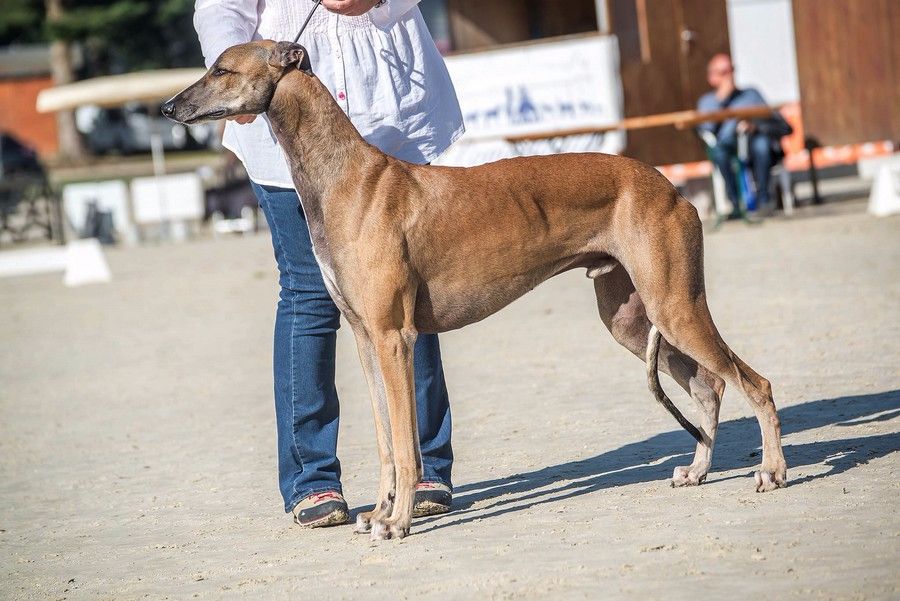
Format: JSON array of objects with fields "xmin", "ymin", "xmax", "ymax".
[{"xmin": 0, "ymin": 76, "xmax": 59, "ymax": 157}]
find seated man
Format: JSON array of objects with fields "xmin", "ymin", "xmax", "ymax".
[{"xmin": 698, "ymin": 54, "xmax": 789, "ymax": 214}]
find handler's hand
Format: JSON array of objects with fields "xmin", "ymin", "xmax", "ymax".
[
  {"xmin": 322, "ymin": 0, "xmax": 382, "ymax": 17},
  {"xmin": 228, "ymin": 115, "xmax": 257, "ymax": 125}
]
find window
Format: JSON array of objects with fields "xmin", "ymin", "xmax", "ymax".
[{"xmin": 420, "ymin": 0, "xmax": 600, "ymax": 55}]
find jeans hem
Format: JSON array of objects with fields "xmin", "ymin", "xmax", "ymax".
[
  {"xmin": 420, "ymin": 478, "xmax": 453, "ymax": 492},
  {"xmin": 285, "ymin": 485, "xmax": 345, "ymax": 514}
]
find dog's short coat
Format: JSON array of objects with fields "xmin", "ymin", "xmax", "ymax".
[{"xmin": 163, "ymin": 41, "xmax": 787, "ymax": 540}]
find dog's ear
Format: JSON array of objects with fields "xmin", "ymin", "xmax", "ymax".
[{"xmin": 269, "ymin": 42, "xmax": 312, "ymax": 74}]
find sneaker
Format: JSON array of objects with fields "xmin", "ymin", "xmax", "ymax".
[
  {"xmin": 412, "ymin": 481, "xmax": 452, "ymax": 517},
  {"xmin": 291, "ymin": 491, "xmax": 350, "ymax": 528}
]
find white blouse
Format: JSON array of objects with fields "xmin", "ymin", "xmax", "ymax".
[{"xmin": 194, "ymin": 0, "xmax": 465, "ymax": 188}]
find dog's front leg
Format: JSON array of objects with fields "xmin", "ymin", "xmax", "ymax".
[
  {"xmin": 368, "ymin": 326, "xmax": 421, "ymax": 540},
  {"xmin": 350, "ymin": 329, "xmax": 396, "ymax": 534}
]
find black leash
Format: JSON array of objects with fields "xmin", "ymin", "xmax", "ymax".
[{"xmin": 293, "ymin": 0, "xmax": 323, "ymax": 43}]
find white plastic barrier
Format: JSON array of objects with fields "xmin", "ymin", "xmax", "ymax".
[
  {"xmin": 868, "ymin": 165, "xmax": 900, "ymax": 217},
  {"xmin": 858, "ymin": 153, "xmax": 900, "ymax": 180},
  {"xmin": 0, "ymin": 238, "xmax": 111, "ymax": 287},
  {"xmin": 130, "ymin": 173, "xmax": 204, "ymax": 240},
  {"xmin": 62, "ymin": 180, "xmax": 138, "ymax": 245}
]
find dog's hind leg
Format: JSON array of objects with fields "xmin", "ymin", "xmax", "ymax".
[
  {"xmin": 593, "ymin": 264, "xmax": 723, "ymax": 486},
  {"xmin": 623, "ymin": 198, "xmax": 786, "ymax": 491},
  {"xmin": 647, "ymin": 298, "xmax": 786, "ymax": 491}
]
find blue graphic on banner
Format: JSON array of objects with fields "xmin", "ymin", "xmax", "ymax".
[{"xmin": 464, "ymin": 86, "xmax": 606, "ymax": 130}]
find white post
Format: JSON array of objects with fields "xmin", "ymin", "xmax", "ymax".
[
  {"xmin": 150, "ymin": 132, "xmax": 166, "ymax": 178},
  {"xmin": 594, "ymin": 0, "xmax": 610, "ymax": 33},
  {"xmin": 149, "ymin": 132, "xmax": 173, "ymax": 240}
]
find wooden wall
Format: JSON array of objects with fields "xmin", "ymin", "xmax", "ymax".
[
  {"xmin": 528, "ymin": 0, "xmax": 599, "ymax": 39},
  {"xmin": 0, "ymin": 76, "xmax": 59, "ymax": 157},
  {"xmin": 444, "ymin": 0, "xmax": 735, "ymax": 165},
  {"xmin": 792, "ymin": 0, "xmax": 900, "ymax": 145},
  {"xmin": 607, "ymin": 0, "xmax": 730, "ymax": 165},
  {"xmin": 448, "ymin": 0, "xmax": 531, "ymax": 51},
  {"xmin": 448, "ymin": 0, "xmax": 598, "ymax": 52}
]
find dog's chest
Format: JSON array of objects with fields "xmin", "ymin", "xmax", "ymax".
[{"xmin": 302, "ymin": 218, "xmax": 352, "ymax": 315}]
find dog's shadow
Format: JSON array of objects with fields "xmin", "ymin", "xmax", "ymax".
[{"xmin": 409, "ymin": 390, "xmax": 900, "ymax": 533}]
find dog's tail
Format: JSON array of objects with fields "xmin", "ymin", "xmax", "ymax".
[{"xmin": 646, "ymin": 325, "xmax": 706, "ymax": 444}]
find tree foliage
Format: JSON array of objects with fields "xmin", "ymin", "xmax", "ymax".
[
  {"xmin": 0, "ymin": 0, "xmax": 45, "ymax": 44},
  {"xmin": 0, "ymin": 0, "xmax": 202, "ymax": 75}
]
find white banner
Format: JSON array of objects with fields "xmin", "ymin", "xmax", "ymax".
[{"xmin": 436, "ymin": 34, "xmax": 624, "ymax": 167}]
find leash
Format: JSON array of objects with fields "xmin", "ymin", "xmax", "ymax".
[{"xmin": 293, "ymin": 0, "xmax": 323, "ymax": 43}]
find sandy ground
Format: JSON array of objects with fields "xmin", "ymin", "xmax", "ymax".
[{"xmin": 1, "ymin": 199, "xmax": 898, "ymax": 600}]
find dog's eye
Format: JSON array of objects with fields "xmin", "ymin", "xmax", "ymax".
[{"xmin": 212, "ymin": 68, "xmax": 229, "ymax": 77}]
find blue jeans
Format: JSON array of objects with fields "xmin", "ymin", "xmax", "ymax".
[
  {"xmin": 252, "ymin": 183, "xmax": 453, "ymax": 512},
  {"xmin": 709, "ymin": 133, "xmax": 773, "ymax": 208}
]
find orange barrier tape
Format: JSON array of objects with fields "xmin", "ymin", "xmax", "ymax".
[{"xmin": 657, "ymin": 102, "xmax": 895, "ymax": 185}]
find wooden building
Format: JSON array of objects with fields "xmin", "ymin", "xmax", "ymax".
[
  {"xmin": 792, "ymin": 0, "xmax": 900, "ymax": 147},
  {"xmin": 421, "ymin": 0, "xmax": 898, "ymax": 166},
  {"xmin": 0, "ymin": 46, "xmax": 59, "ymax": 157}
]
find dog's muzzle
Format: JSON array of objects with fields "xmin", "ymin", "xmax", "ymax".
[
  {"xmin": 161, "ymin": 99, "xmax": 177, "ymax": 118},
  {"xmin": 160, "ymin": 98, "xmax": 226, "ymax": 124}
]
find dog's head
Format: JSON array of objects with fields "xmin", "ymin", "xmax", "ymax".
[{"xmin": 162, "ymin": 40, "xmax": 312, "ymax": 124}]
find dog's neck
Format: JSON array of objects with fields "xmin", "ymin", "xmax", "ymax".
[{"xmin": 265, "ymin": 69, "xmax": 377, "ymax": 208}]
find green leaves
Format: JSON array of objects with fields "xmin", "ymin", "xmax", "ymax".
[
  {"xmin": 44, "ymin": 1, "xmax": 151, "ymax": 43},
  {"xmin": 27, "ymin": 0, "xmax": 202, "ymax": 76},
  {"xmin": 0, "ymin": 0, "xmax": 44, "ymax": 44}
]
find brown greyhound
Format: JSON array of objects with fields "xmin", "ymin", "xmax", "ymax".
[{"xmin": 162, "ymin": 40, "xmax": 787, "ymax": 540}]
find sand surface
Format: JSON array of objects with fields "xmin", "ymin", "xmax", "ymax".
[{"xmin": 1, "ymin": 200, "xmax": 898, "ymax": 600}]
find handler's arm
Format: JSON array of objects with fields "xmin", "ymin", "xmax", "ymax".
[
  {"xmin": 194, "ymin": 0, "xmax": 259, "ymax": 69},
  {"xmin": 368, "ymin": 0, "xmax": 421, "ymax": 31}
]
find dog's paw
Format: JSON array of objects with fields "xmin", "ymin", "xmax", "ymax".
[
  {"xmin": 754, "ymin": 467, "xmax": 787, "ymax": 492},
  {"xmin": 354, "ymin": 512, "xmax": 372, "ymax": 534},
  {"xmin": 370, "ymin": 519, "xmax": 410, "ymax": 541},
  {"xmin": 671, "ymin": 465, "xmax": 707, "ymax": 487}
]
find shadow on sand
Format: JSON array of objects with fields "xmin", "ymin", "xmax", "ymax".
[{"xmin": 411, "ymin": 390, "xmax": 900, "ymax": 533}]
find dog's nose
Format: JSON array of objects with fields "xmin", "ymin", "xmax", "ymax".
[{"xmin": 161, "ymin": 100, "xmax": 176, "ymax": 117}]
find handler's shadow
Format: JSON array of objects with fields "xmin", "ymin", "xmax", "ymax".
[{"xmin": 415, "ymin": 389, "xmax": 900, "ymax": 533}]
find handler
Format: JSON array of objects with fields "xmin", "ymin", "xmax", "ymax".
[{"xmin": 194, "ymin": 0, "xmax": 464, "ymax": 527}]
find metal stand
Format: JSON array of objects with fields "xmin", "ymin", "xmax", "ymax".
[{"xmin": 804, "ymin": 137, "xmax": 823, "ymax": 205}]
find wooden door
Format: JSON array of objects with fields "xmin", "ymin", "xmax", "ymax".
[
  {"xmin": 792, "ymin": 0, "xmax": 900, "ymax": 145},
  {"xmin": 607, "ymin": 0, "xmax": 731, "ymax": 165}
]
